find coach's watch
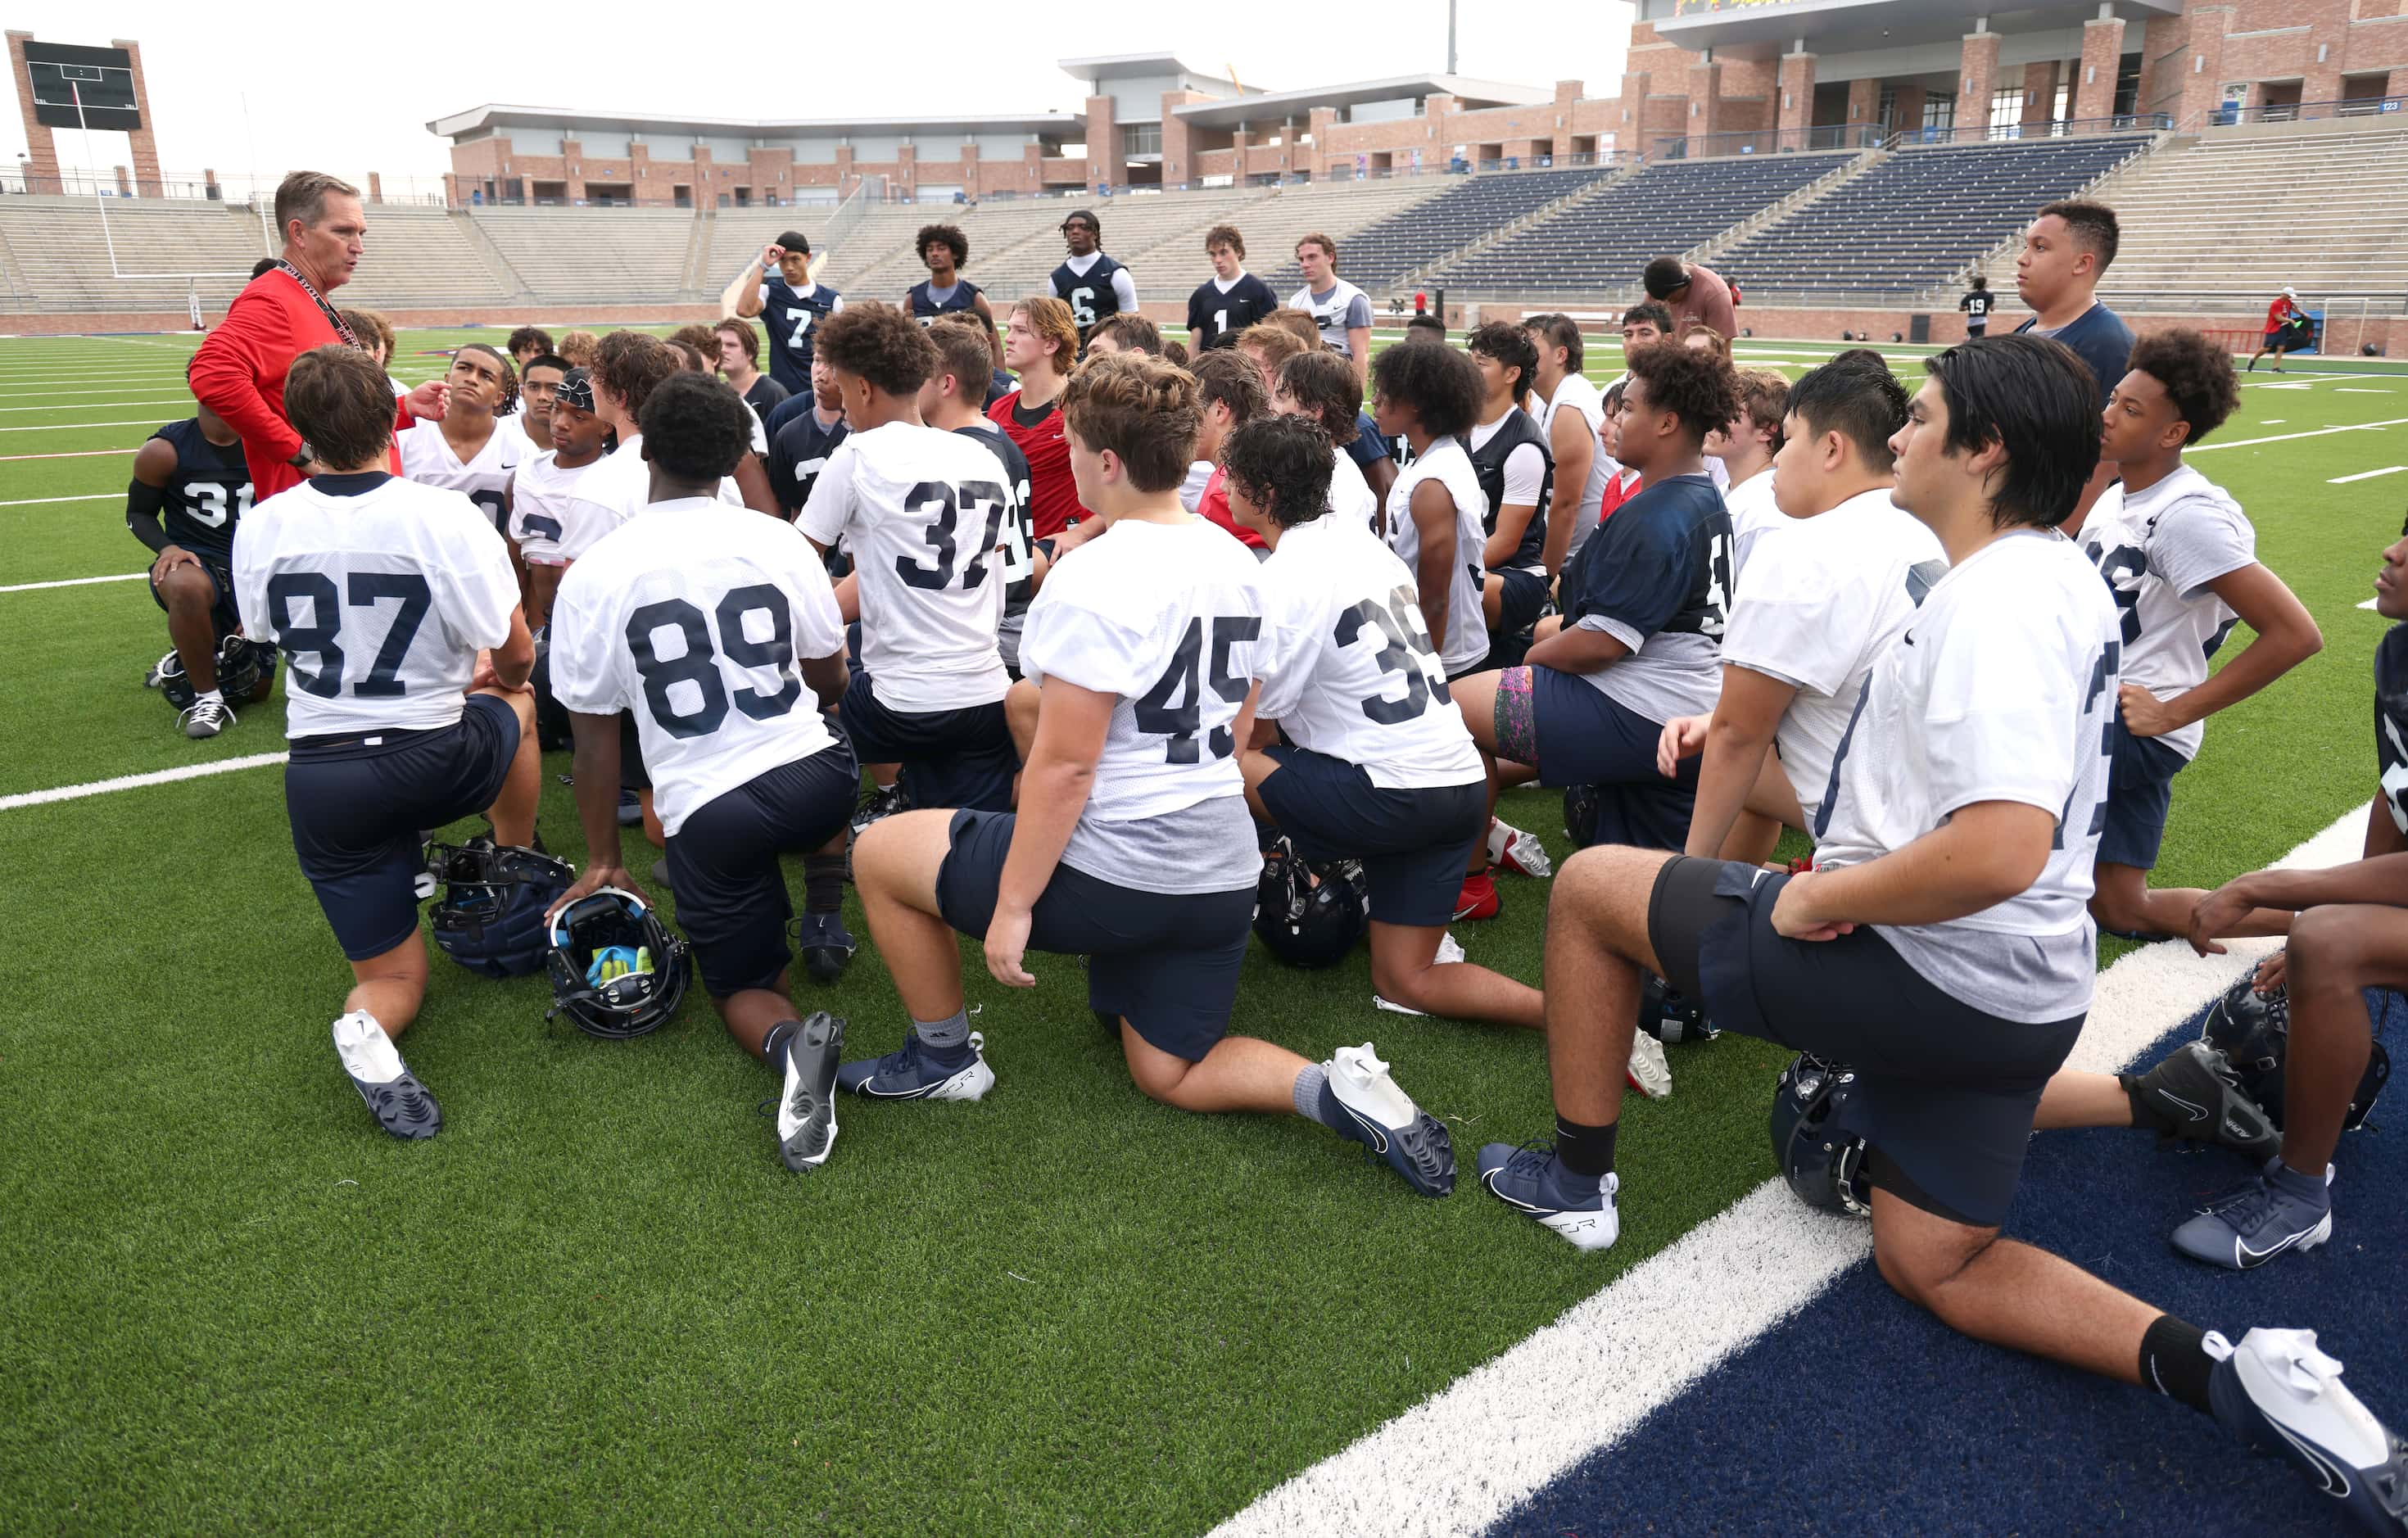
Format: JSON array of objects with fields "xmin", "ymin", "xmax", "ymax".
[{"xmin": 287, "ymin": 442, "xmax": 315, "ymax": 468}]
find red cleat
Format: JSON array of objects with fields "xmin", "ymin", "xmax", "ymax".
[{"xmin": 1453, "ymin": 871, "xmax": 1501, "ymax": 922}]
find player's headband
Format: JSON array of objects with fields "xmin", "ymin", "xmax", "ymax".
[{"xmin": 555, "ymin": 367, "xmax": 596, "ymax": 413}]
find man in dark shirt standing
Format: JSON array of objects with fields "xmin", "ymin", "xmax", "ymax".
[
  {"xmin": 2014, "ymin": 200, "xmax": 2134, "ymax": 522},
  {"xmin": 1186, "ymin": 224, "xmax": 1279, "ymax": 353},
  {"xmin": 733, "ymin": 233, "xmax": 844, "ymax": 400},
  {"xmin": 1959, "ymin": 274, "xmax": 1994, "ymax": 338}
]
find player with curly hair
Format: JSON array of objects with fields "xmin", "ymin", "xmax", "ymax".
[
  {"xmin": 1369, "ymin": 339, "xmax": 1489, "ymax": 685},
  {"xmin": 904, "ymin": 223, "xmax": 1002, "ymax": 367}
]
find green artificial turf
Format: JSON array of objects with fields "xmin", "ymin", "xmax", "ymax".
[{"xmin": 1, "ymin": 328, "xmax": 2405, "ymax": 1533}]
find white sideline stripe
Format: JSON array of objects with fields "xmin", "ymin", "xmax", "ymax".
[
  {"xmin": 0, "ymin": 572, "xmax": 143, "ymax": 593},
  {"xmin": 0, "ymin": 448, "xmax": 134, "ymax": 460},
  {"xmin": 2331, "ymin": 466, "xmax": 2408, "ymax": 484},
  {"xmin": 2191, "ymin": 418, "xmax": 2408, "ymax": 453},
  {"xmin": 0, "ymin": 418, "xmax": 166, "ymax": 433},
  {"xmin": 0, "ymin": 751, "xmax": 287, "ymax": 812},
  {"xmin": 0, "ymin": 396, "xmax": 188, "ymax": 412},
  {"xmin": 1211, "ymin": 811, "xmax": 2362, "ymax": 1538},
  {"xmin": 2338, "ymin": 388, "xmax": 2398, "ymax": 395},
  {"xmin": 0, "ymin": 491, "xmax": 115, "ymax": 507}
]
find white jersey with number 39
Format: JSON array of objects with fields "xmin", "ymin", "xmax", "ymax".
[{"xmin": 1256, "ymin": 516, "xmax": 1482, "ymax": 789}]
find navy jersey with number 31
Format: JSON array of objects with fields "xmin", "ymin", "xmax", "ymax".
[{"xmin": 152, "ymin": 416, "xmax": 254, "ymax": 560}]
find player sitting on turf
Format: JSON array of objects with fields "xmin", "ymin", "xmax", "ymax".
[
  {"xmin": 505, "ymin": 366, "xmax": 613, "ymax": 631},
  {"xmin": 545, "ymin": 373, "xmax": 859, "ymax": 1171},
  {"xmin": 1655, "ymin": 355, "xmax": 1939, "ymax": 869},
  {"xmin": 133, "ymin": 396, "xmax": 276, "ymax": 739},
  {"xmin": 400, "ymin": 344, "xmax": 520, "ymax": 533},
  {"xmin": 233, "ymin": 344, "xmax": 541, "ymax": 1142},
  {"xmin": 799, "ymin": 304, "xmax": 1020, "ymax": 819},
  {"xmin": 2061, "ymin": 328, "xmax": 2322, "ymax": 943},
  {"xmin": 1232, "ymin": 414, "xmax": 1543, "ymax": 1031},
  {"xmin": 1473, "ymin": 335, "xmax": 2408, "ymax": 1536},
  {"xmin": 1463, "ymin": 323, "xmax": 1555, "ymax": 666},
  {"xmin": 1451, "ymin": 343, "xmax": 1735, "ymax": 918},
  {"xmin": 903, "ymin": 224, "xmax": 999, "ymax": 353},
  {"xmin": 1713, "ymin": 368, "xmax": 1787, "ymax": 583},
  {"xmin": 1183, "ymin": 349, "xmax": 1272, "ymax": 553},
  {"xmin": 1187, "ymin": 224, "xmax": 1279, "ymax": 355},
  {"xmin": 768, "ymin": 351, "xmax": 850, "ymax": 517},
  {"xmin": 840, "ymin": 353, "xmax": 1458, "ymax": 1197}
]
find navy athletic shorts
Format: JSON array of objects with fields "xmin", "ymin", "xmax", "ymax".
[
  {"xmin": 150, "ymin": 552, "xmax": 241, "ymax": 637},
  {"xmin": 1257, "ymin": 745, "xmax": 1485, "ymax": 927},
  {"xmin": 1493, "ymin": 566, "xmax": 1547, "ymax": 638},
  {"xmin": 935, "ymin": 808, "xmax": 1254, "ymax": 1062},
  {"xmin": 839, "ymin": 672, "xmax": 1016, "ymax": 812},
  {"xmin": 665, "ymin": 742, "xmax": 858, "ymax": 996},
  {"xmin": 285, "ymin": 694, "xmax": 520, "ymax": 961},
  {"xmin": 2097, "ymin": 718, "xmax": 2188, "ymax": 871},
  {"xmin": 1523, "ymin": 664, "xmax": 1698, "ymax": 851},
  {"xmin": 1647, "ymin": 854, "xmax": 2087, "ymax": 1228}
]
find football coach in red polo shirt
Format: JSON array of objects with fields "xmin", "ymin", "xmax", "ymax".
[{"xmin": 190, "ymin": 171, "xmax": 450, "ymax": 499}]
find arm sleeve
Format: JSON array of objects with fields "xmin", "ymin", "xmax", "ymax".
[
  {"xmin": 780, "ymin": 534, "xmax": 849, "ymax": 662},
  {"xmin": 186, "ymin": 291, "xmax": 304, "ymax": 464},
  {"xmin": 1565, "ymin": 502, "xmax": 1685, "ymax": 638},
  {"xmin": 1111, "ymin": 269, "xmax": 1138, "ymax": 311},
  {"xmin": 828, "ymin": 292, "xmax": 845, "ymax": 314},
  {"xmin": 1250, "ymin": 578, "xmax": 1312, "ymax": 721},
  {"xmin": 2152, "ymin": 497, "xmax": 2256, "ymax": 600},
  {"xmin": 794, "ymin": 441, "xmax": 858, "ymax": 545},
  {"xmin": 1187, "ymin": 287, "xmax": 1207, "ymax": 336},
  {"xmin": 125, "ymin": 478, "xmax": 171, "ymax": 554}
]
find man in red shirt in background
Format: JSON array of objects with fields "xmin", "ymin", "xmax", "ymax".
[
  {"xmin": 190, "ymin": 172, "xmax": 448, "ymax": 497},
  {"xmin": 2246, "ymin": 285, "xmax": 2311, "ymax": 374}
]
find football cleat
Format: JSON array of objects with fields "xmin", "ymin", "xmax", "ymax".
[
  {"xmin": 2172, "ymin": 1159, "xmax": 2334, "ymax": 1270},
  {"xmin": 2209, "ymin": 1328, "xmax": 2408, "ymax": 1534},
  {"xmin": 794, "ymin": 911, "xmax": 857, "ymax": 984},
  {"xmin": 851, "ymin": 781, "xmax": 911, "ymax": 841},
  {"xmin": 178, "ymin": 694, "xmax": 234, "ymax": 739},
  {"xmin": 330, "ymin": 1011, "xmax": 440, "ymax": 1141},
  {"xmin": 1452, "ymin": 871, "xmax": 1501, "ymax": 922},
  {"xmin": 1320, "ymin": 1043, "xmax": 1455, "ymax": 1197},
  {"xmin": 835, "ymin": 1027, "xmax": 994, "ymax": 1101},
  {"xmin": 2130, "ymin": 1040, "xmax": 2280, "ymax": 1160},
  {"xmin": 1477, "ymin": 1141, "xmax": 1619, "ymax": 1251},
  {"xmin": 1487, "ymin": 817, "xmax": 1554, "ymax": 878},
  {"xmin": 1627, "ymin": 1031, "xmax": 1672, "ymax": 1100},
  {"xmin": 775, "ymin": 1013, "xmax": 845, "ymax": 1172}
]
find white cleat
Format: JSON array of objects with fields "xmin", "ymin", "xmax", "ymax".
[
  {"xmin": 1626, "ymin": 1031, "xmax": 1672, "ymax": 1099},
  {"xmin": 1488, "ymin": 818, "xmax": 1554, "ymax": 878}
]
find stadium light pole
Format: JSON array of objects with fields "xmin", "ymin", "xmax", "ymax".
[{"xmin": 1446, "ymin": 0, "xmax": 1457, "ymax": 75}]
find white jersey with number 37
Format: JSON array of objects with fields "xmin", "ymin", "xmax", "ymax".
[
  {"xmin": 1256, "ymin": 516, "xmax": 1482, "ymax": 789},
  {"xmin": 1020, "ymin": 516, "xmax": 1265, "ymax": 824}
]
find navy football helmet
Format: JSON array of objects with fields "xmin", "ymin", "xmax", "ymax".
[
  {"xmin": 1640, "ymin": 972, "xmax": 1718, "ymax": 1044},
  {"xmin": 423, "ymin": 838, "xmax": 575, "ymax": 979},
  {"xmin": 2201, "ymin": 966, "xmax": 2389, "ymax": 1134},
  {"xmin": 1253, "ymin": 839, "xmax": 1369, "ymax": 968},
  {"xmin": 1563, "ymin": 784, "xmax": 1602, "ymax": 851},
  {"xmin": 1769, "ymin": 1053, "xmax": 1873, "ymax": 1217},
  {"xmin": 545, "ymin": 888, "xmax": 691, "ymax": 1040},
  {"xmin": 159, "ymin": 636, "xmax": 277, "ymax": 709}
]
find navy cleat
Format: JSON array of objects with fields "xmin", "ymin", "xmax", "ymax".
[
  {"xmin": 2172, "ymin": 1158, "xmax": 2333, "ymax": 1269},
  {"xmin": 775, "ymin": 1013, "xmax": 845, "ymax": 1171},
  {"xmin": 329, "ymin": 1011, "xmax": 441, "ymax": 1141},
  {"xmin": 1478, "ymin": 1141, "xmax": 1618, "ymax": 1251},
  {"xmin": 2131, "ymin": 1040, "xmax": 2279, "ymax": 1160},
  {"xmin": 835, "ymin": 1027, "xmax": 994, "ymax": 1101},
  {"xmin": 794, "ymin": 911, "xmax": 856, "ymax": 984},
  {"xmin": 1319, "ymin": 1043, "xmax": 1455, "ymax": 1197},
  {"xmin": 2210, "ymin": 1327, "xmax": 2408, "ymax": 1535},
  {"xmin": 850, "ymin": 781, "xmax": 910, "ymax": 840}
]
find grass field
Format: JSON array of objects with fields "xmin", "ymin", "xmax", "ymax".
[{"xmin": 2, "ymin": 323, "xmax": 2406, "ymax": 1533}]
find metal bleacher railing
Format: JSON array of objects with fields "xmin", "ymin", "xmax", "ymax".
[
  {"xmin": 0, "ymin": 167, "xmax": 449, "ymax": 206},
  {"xmin": 2188, "ymin": 93, "xmax": 2408, "ymax": 129}
]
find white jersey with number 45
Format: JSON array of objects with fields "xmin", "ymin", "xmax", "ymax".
[
  {"xmin": 547, "ymin": 497, "xmax": 848, "ymax": 837},
  {"xmin": 1256, "ymin": 515, "xmax": 1483, "ymax": 790}
]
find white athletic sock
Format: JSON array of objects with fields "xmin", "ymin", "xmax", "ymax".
[
  {"xmin": 195, "ymin": 688, "xmax": 224, "ymax": 706},
  {"xmin": 333, "ymin": 1010, "xmax": 405, "ymax": 1084}
]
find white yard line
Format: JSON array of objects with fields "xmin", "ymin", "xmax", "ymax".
[
  {"xmin": 0, "ymin": 397, "xmax": 189, "ymax": 413},
  {"xmin": 2190, "ymin": 417, "xmax": 2408, "ymax": 453},
  {"xmin": 1207, "ymin": 812, "xmax": 2360, "ymax": 1538},
  {"xmin": 0, "ymin": 419, "xmax": 175, "ymax": 433},
  {"xmin": 2329, "ymin": 466, "xmax": 2408, "ymax": 485},
  {"xmin": 0, "ymin": 447, "xmax": 135, "ymax": 460},
  {"xmin": 0, "ymin": 572, "xmax": 144, "ymax": 594},
  {"xmin": 0, "ymin": 751, "xmax": 288, "ymax": 813},
  {"xmin": 0, "ymin": 491, "xmax": 120, "ymax": 507}
]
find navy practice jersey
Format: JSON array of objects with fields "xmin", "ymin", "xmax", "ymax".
[
  {"xmin": 1468, "ymin": 409, "xmax": 1554, "ymax": 573},
  {"xmin": 1050, "ymin": 254, "xmax": 1127, "ymax": 336},
  {"xmin": 768, "ymin": 407, "xmax": 851, "ymax": 517},
  {"xmin": 758, "ymin": 275, "xmax": 842, "ymax": 397},
  {"xmin": 2379, "ymin": 622, "xmax": 2408, "ymax": 836},
  {"xmin": 1186, "ymin": 274, "xmax": 1280, "ymax": 351},
  {"xmin": 1559, "ymin": 472, "xmax": 1732, "ymax": 722},
  {"xmin": 907, "ymin": 278, "xmax": 984, "ymax": 323},
  {"xmin": 1959, "ymin": 289, "xmax": 1995, "ymax": 323},
  {"xmin": 152, "ymin": 416, "xmax": 254, "ymax": 560}
]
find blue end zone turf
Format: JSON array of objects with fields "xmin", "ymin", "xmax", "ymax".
[{"xmin": 1491, "ymin": 991, "xmax": 2406, "ymax": 1537}]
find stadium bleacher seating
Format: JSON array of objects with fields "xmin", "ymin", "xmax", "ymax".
[
  {"xmin": 1433, "ymin": 152, "xmax": 1860, "ymax": 296},
  {"xmin": 1713, "ymin": 135, "xmax": 2153, "ymax": 299},
  {"xmin": 2093, "ymin": 120, "xmax": 2408, "ymax": 313},
  {"xmin": 467, "ymin": 206, "xmax": 699, "ymax": 305},
  {"xmin": 1260, "ymin": 165, "xmax": 1617, "ymax": 294}
]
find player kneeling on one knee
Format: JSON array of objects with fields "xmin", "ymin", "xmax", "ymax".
[
  {"xmin": 1223, "ymin": 413, "xmax": 1543, "ymax": 1031},
  {"xmin": 844, "ymin": 353, "xmax": 1456, "ymax": 1196},
  {"xmin": 544, "ymin": 371, "xmax": 858, "ymax": 1174},
  {"xmin": 233, "ymin": 344, "xmax": 543, "ymax": 1142},
  {"xmin": 1476, "ymin": 335, "xmax": 2408, "ymax": 1533},
  {"xmin": 132, "ymin": 400, "xmax": 278, "ymax": 739}
]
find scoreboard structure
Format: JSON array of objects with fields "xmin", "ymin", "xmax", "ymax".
[{"xmin": 5, "ymin": 32, "xmax": 164, "ymax": 197}]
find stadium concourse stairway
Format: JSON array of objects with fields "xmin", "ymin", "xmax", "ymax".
[
  {"xmin": 1261, "ymin": 165, "xmax": 1619, "ymax": 295},
  {"xmin": 1432, "ymin": 151, "xmax": 1861, "ymax": 297},
  {"xmin": 2091, "ymin": 119, "xmax": 2408, "ymax": 314},
  {"xmin": 1711, "ymin": 134, "xmax": 2155, "ymax": 301}
]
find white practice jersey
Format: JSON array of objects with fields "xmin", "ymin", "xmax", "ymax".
[
  {"xmin": 797, "ymin": 421, "xmax": 1012, "ymax": 712},
  {"xmin": 1288, "ymin": 278, "xmax": 1369, "ymax": 353},
  {"xmin": 1723, "ymin": 468, "xmax": 1784, "ymax": 584},
  {"xmin": 1021, "ymin": 515, "xmax": 1265, "ymax": 830},
  {"xmin": 495, "ymin": 410, "xmax": 540, "ymax": 463},
  {"xmin": 1812, "ymin": 529, "xmax": 2119, "ymax": 1024},
  {"xmin": 547, "ymin": 497, "xmax": 847, "ymax": 837},
  {"xmin": 2079, "ymin": 464, "xmax": 2256, "ymax": 762},
  {"xmin": 1256, "ymin": 515, "xmax": 1484, "ymax": 790},
  {"xmin": 1542, "ymin": 373, "xmax": 1612, "ymax": 568},
  {"xmin": 233, "ymin": 475, "xmax": 518, "ymax": 740},
  {"xmin": 1328, "ymin": 448, "xmax": 1378, "ymax": 532},
  {"xmin": 507, "ymin": 450, "xmax": 604, "ymax": 565},
  {"xmin": 1718, "ymin": 488, "xmax": 1945, "ymax": 821},
  {"xmin": 1383, "ymin": 435, "xmax": 1489, "ymax": 676},
  {"xmin": 554, "ymin": 433, "xmax": 745, "ymax": 556},
  {"xmin": 399, "ymin": 418, "xmax": 520, "ymax": 531}
]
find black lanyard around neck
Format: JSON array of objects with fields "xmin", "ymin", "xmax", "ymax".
[{"xmin": 276, "ymin": 260, "xmax": 363, "ymax": 350}]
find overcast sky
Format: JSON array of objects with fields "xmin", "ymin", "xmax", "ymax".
[{"xmin": 4, "ymin": 2, "xmax": 1632, "ymax": 197}]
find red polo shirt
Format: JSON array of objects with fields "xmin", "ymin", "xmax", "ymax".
[{"xmin": 188, "ymin": 268, "xmax": 413, "ymax": 500}]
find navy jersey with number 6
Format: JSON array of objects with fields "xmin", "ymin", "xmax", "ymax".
[
  {"xmin": 2377, "ymin": 622, "xmax": 2408, "ymax": 837},
  {"xmin": 151, "ymin": 416, "xmax": 254, "ymax": 560},
  {"xmin": 1050, "ymin": 253, "xmax": 1128, "ymax": 337}
]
